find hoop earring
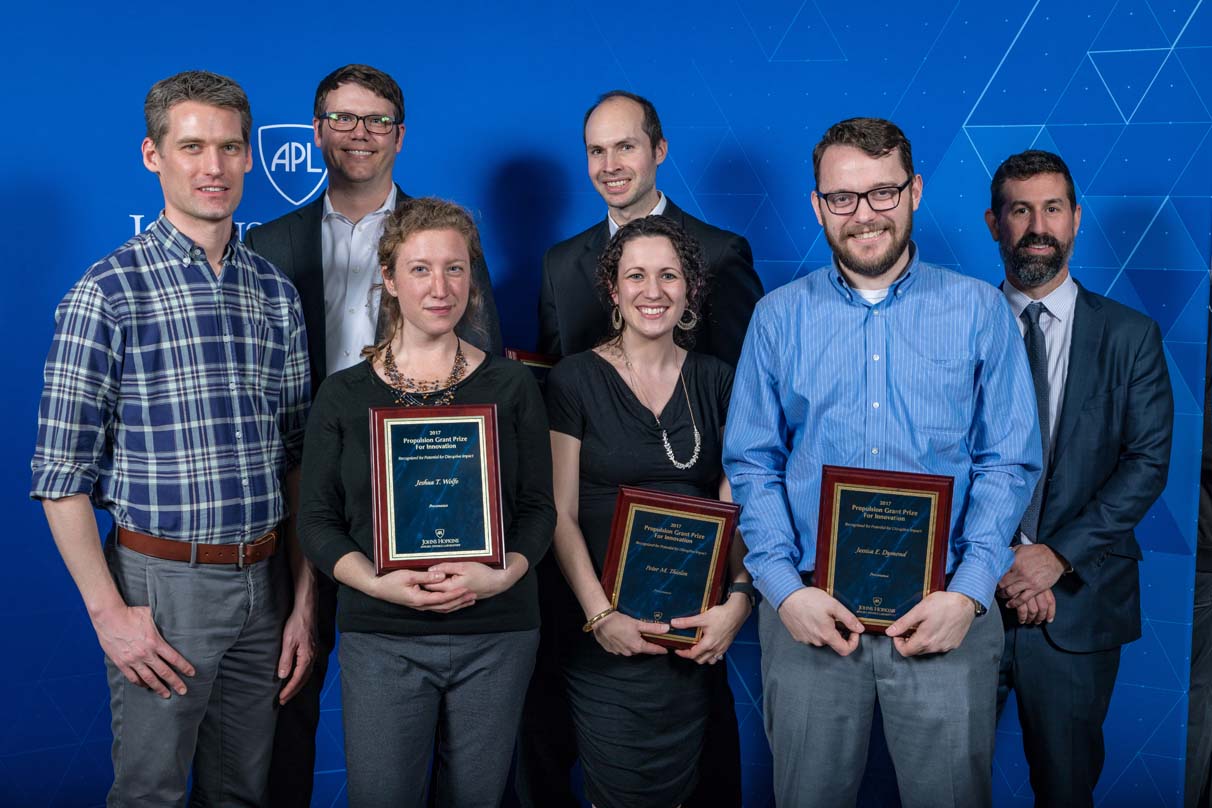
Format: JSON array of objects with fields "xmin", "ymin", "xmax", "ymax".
[
  {"xmin": 611, "ymin": 305, "xmax": 623, "ymax": 331},
  {"xmin": 677, "ymin": 308, "xmax": 699, "ymax": 331}
]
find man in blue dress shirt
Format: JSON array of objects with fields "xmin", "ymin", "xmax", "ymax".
[{"xmin": 722, "ymin": 117, "xmax": 1041, "ymax": 807}]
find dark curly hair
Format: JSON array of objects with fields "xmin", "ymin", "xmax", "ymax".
[{"xmin": 595, "ymin": 216, "xmax": 710, "ymax": 349}]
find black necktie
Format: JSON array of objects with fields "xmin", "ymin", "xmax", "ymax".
[{"xmin": 1019, "ymin": 301, "xmax": 1049, "ymax": 541}]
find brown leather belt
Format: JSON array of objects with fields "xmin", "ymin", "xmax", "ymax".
[{"xmin": 117, "ymin": 526, "xmax": 278, "ymax": 567}]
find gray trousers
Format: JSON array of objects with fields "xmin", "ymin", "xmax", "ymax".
[
  {"xmin": 104, "ymin": 542, "xmax": 287, "ymax": 807},
  {"xmin": 758, "ymin": 599, "xmax": 1003, "ymax": 808},
  {"xmin": 340, "ymin": 628, "xmax": 540, "ymax": 808}
]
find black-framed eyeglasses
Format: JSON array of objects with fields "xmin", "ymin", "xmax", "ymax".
[
  {"xmin": 817, "ymin": 177, "xmax": 913, "ymax": 216},
  {"xmin": 320, "ymin": 112, "xmax": 399, "ymax": 135}
]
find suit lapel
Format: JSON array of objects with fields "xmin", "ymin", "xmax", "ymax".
[
  {"xmin": 578, "ymin": 221, "xmax": 609, "ymax": 294},
  {"xmin": 1052, "ymin": 285, "xmax": 1106, "ymax": 463},
  {"xmin": 289, "ymin": 198, "xmax": 328, "ymax": 381},
  {"xmin": 660, "ymin": 197, "xmax": 687, "ymax": 228}
]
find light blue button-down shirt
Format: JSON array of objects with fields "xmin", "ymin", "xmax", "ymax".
[{"xmin": 722, "ymin": 246, "xmax": 1042, "ymax": 609}]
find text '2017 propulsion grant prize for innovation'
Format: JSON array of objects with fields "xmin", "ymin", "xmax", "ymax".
[
  {"xmin": 370, "ymin": 405, "xmax": 505, "ymax": 573},
  {"xmin": 601, "ymin": 486, "xmax": 740, "ymax": 648},
  {"xmin": 815, "ymin": 465, "xmax": 952, "ymax": 633}
]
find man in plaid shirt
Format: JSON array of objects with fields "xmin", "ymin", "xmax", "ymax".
[{"xmin": 30, "ymin": 71, "xmax": 314, "ymax": 805}]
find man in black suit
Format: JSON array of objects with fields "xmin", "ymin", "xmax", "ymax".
[
  {"xmin": 536, "ymin": 90, "xmax": 763, "ymax": 366},
  {"xmin": 519, "ymin": 91, "xmax": 762, "ymax": 808},
  {"xmin": 987, "ymin": 149, "xmax": 1173, "ymax": 808},
  {"xmin": 245, "ymin": 63, "xmax": 502, "ymax": 807}
]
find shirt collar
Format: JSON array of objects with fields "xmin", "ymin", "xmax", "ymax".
[
  {"xmin": 607, "ymin": 191, "xmax": 666, "ymax": 237},
  {"xmin": 147, "ymin": 213, "xmax": 238, "ymax": 264},
  {"xmin": 1001, "ymin": 271, "xmax": 1078, "ymax": 324},
  {"xmin": 828, "ymin": 241, "xmax": 920, "ymax": 304},
  {"xmin": 322, "ymin": 185, "xmax": 398, "ymax": 223}
]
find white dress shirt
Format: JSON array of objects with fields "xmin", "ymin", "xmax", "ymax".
[
  {"xmin": 607, "ymin": 191, "xmax": 668, "ymax": 237},
  {"xmin": 1002, "ymin": 272, "xmax": 1078, "ymax": 543},
  {"xmin": 321, "ymin": 185, "xmax": 397, "ymax": 375}
]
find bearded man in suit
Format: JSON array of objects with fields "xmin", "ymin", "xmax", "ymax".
[{"xmin": 988, "ymin": 149, "xmax": 1173, "ymax": 808}]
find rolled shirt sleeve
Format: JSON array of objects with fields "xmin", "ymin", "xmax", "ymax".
[{"xmin": 31, "ymin": 276, "xmax": 123, "ymax": 500}]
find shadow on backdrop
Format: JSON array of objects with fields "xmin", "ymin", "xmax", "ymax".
[{"xmin": 480, "ymin": 155, "xmax": 569, "ymax": 353}]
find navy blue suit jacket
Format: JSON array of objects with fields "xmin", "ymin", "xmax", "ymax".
[{"xmin": 1035, "ymin": 283, "xmax": 1173, "ymax": 653}]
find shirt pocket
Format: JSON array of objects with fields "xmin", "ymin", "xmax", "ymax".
[
  {"xmin": 891, "ymin": 354, "xmax": 974, "ymax": 435},
  {"xmin": 247, "ymin": 320, "xmax": 288, "ymax": 402}
]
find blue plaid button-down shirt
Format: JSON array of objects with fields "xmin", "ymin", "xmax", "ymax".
[{"xmin": 31, "ymin": 214, "xmax": 310, "ymax": 544}]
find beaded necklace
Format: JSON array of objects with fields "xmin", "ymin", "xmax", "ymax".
[
  {"xmin": 617, "ymin": 345, "xmax": 701, "ymax": 470},
  {"xmin": 382, "ymin": 338, "xmax": 467, "ymax": 407}
]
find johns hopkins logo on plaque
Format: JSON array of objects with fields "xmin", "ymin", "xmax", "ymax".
[{"xmin": 258, "ymin": 124, "xmax": 327, "ymax": 206}]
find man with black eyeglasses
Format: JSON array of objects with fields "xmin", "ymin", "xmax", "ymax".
[
  {"xmin": 723, "ymin": 117, "xmax": 1041, "ymax": 807},
  {"xmin": 245, "ymin": 63, "xmax": 502, "ymax": 807}
]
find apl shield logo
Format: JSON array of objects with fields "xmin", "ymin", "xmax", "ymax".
[
  {"xmin": 435, "ymin": 529, "xmax": 445, "ymax": 539},
  {"xmin": 258, "ymin": 124, "xmax": 327, "ymax": 206}
]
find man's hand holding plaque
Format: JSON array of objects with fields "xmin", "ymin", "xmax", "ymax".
[
  {"xmin": 885, "ymin": 591, "xmax": 977, "ymax": 656},
  {"xmin": 777, "ymin": 586, "xmax": 865, "ymax": 656},
  {"xmin": 815, "ymin": 465, "xmax": 953, "ymax": 634}
]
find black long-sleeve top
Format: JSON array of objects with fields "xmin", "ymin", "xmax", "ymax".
[{"xmin": 299, "ymin": 354, "xmax": 555, "ymax": 635}]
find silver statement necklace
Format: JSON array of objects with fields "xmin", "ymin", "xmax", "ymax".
[{"xmin": 619, "ymin": 346, "xmax": 701, "ymax": 470}]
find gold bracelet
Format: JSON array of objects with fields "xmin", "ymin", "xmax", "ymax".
[{"xmin": 582, "ymin": 607, "xmax": 616, "ymax": 632}]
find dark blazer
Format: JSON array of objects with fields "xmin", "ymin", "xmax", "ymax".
[
  {"xmin": 245, "ymin": 185, "xmax": 503, "ymax": 390},
  {"xmin": 537, "ymin": 197, "xmax": 763, "ymax": 366},
  {"xmin": 1035, "ymin": 283, "xmax": 1173, "ymax": 653}
]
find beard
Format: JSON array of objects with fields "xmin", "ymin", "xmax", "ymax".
[
  {"xmin": 825, "ymin": 211, "xmax": 913, "ymax": 280},
  {"xmin": 1002, "ymin": 232, "xmax": 1071, "ymax": 288}
]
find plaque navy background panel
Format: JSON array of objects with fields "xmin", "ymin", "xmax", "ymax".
[{"xmin": 4, "ymin": 1, "xmax": 1210, "ymax": 805}]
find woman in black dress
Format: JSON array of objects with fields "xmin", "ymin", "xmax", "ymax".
[
  {"xmin": 545, "ymin": 215, "xmax": 753, "ymax": 808},
  {"xmin": 298, "ymin": 198, "xmax": 554, "ymax": 807}
]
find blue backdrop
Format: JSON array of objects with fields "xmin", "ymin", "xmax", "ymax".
[{"xmin": 3, "ymin": 1, "xmax": 1210, "ymax": 805}]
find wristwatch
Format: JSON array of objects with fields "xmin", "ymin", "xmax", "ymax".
[
  {"xmin": 966, "ymin": 594, "xmax": 987, "ymax": 617},
  {"xmin": 727, "ymin": 581, "xmax": 759, "ymax": 608}
]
